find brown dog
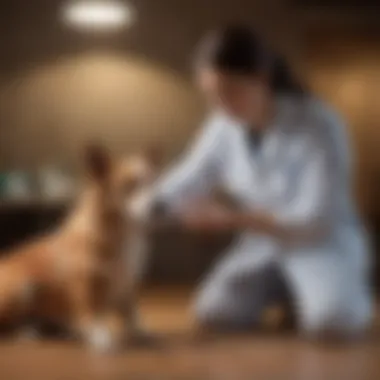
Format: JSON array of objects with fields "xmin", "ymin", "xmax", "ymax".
[{"xmin": 0, "ymin": 145, "xmax": 158, "ymax": 352}]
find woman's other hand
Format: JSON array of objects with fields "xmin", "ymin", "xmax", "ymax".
[{"xmin": 180, "ymin": 200, "xmax": 235, "ymax": 233}]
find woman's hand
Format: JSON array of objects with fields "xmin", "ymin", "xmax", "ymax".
[
  {"xmin": 180, "ymin": 201, "xmax": 235, "ymax": 233},
  {"xmin": 234, "ymin": 211, "xmax": 288, "ymax": 239},
  {"xmin": 179, "ymin": 200, "xmax": 285, "ymax": 238}
]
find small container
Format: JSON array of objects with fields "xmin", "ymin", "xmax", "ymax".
[
  {"xmin": 3, "ymin": 171, "xmax": 32, "ymax": 200},
  {"xmin": 38, "ymin": 165, "xmax": 75, "ymax": 201}
]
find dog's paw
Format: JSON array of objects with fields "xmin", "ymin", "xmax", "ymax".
[{"xmin": 86, "ymin": 325, "xmax": 116, "ymax": 354}]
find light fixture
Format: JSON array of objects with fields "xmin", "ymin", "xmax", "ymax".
[{"xmin": 62, "ymin": 0, "xmax": 135, "ymax": 31}]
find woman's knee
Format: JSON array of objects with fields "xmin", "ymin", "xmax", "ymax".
[
  {"xmin": 298, "ymin": 303, "xmax": 372, "ymax": 337},
  {"xmin": 298, "ymin": 312, "xmax": 334, "ymax": 337}
]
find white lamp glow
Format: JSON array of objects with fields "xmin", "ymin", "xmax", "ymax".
[{"xmin": 62, "ymin": 0, "xmax": 135, "ymax": 31}]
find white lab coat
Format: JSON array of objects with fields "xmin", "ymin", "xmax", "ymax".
[{"xmin": 154, "ymin": 95, "xmax": 373, "ymax": 334}]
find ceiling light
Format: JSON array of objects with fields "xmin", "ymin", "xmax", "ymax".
[{"xmin": 62, "ymin": 0, "xmax": 135, "ymax": 31}]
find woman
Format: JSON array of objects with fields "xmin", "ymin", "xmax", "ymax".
[{"xmin": 153, "ymin": 26, "xmax": 373, "ymax": 337}]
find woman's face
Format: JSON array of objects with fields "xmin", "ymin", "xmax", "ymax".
[{"xmin": 196, "ymin": 67, "xmax": 269, "ymax": 122}]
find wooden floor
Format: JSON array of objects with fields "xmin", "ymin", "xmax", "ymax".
[{"xmin": 0, "ymin": 288, "xmax": 379, "ymax": 380}]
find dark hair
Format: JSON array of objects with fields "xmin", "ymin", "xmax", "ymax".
[{"xmin": 196, "ymin": 26, "xmax": 305, "ymax": 95}]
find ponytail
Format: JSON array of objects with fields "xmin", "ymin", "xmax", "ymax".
[{"xmin": 271, "ymin": 55, "xmax": 305, "ymax": 95}]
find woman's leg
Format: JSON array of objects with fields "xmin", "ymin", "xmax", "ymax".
[
  {"xmin": 193, "ymin": 261, "xmax": 294, "ymax": 331},
  {"xmin": 284, "ymin": 251, "xmax": 373, "ymax": 338}
]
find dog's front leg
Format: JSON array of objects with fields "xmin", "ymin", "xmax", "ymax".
[
  {"xmin": 107, "ymin": 261, "xmax": 140, "ymax": 341},
  {"xmin": 68, "ymin": 276, "xmax": 117, "ymax": 353},
  {"xmin": 121, "ymin": 231, "xmax": 150, "ymax": 338},
  {"xmin": 120, "ymin": 288, "xmax": 140, "ymax": 336}
]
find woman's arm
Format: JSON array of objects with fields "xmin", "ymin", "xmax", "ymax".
[{"xmin": 153, "ymin": 115, "xmax": 226, "ymax": 214}]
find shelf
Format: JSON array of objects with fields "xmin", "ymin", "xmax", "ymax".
[{"xmin": 0, "ymin": 198, "xmax": 71, "ymax": 211}]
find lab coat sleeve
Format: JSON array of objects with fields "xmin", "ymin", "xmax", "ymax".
[
  {"xmin": 273, "ymin": 107, "xmax": 350, "ymax": 242},
  {"xmin": 153, "ymin": 115, "xmax": 226, "ymax": 213}
]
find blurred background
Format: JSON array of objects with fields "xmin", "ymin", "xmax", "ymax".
[{"xmin": 0, "ymin": 0, "xmax": 379, "ymax": 287}]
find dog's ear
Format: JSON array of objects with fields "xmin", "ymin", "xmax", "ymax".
[{"xmin": 84, "ymin": 143, "xmax": 111, "ymax": 181}]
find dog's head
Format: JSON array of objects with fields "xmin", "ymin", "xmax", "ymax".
[{"xmin": 84, "ymin": 144, "xmax": 161, "ymax": 224}]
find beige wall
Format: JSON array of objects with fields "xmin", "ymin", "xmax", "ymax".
[
  {"xmin": 0, "ymin": 0, "xmax": 300, "ymax": 170},
  {"xmin": 0, "ymin": 53, "xmax": 202, "ymax": 169}
]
